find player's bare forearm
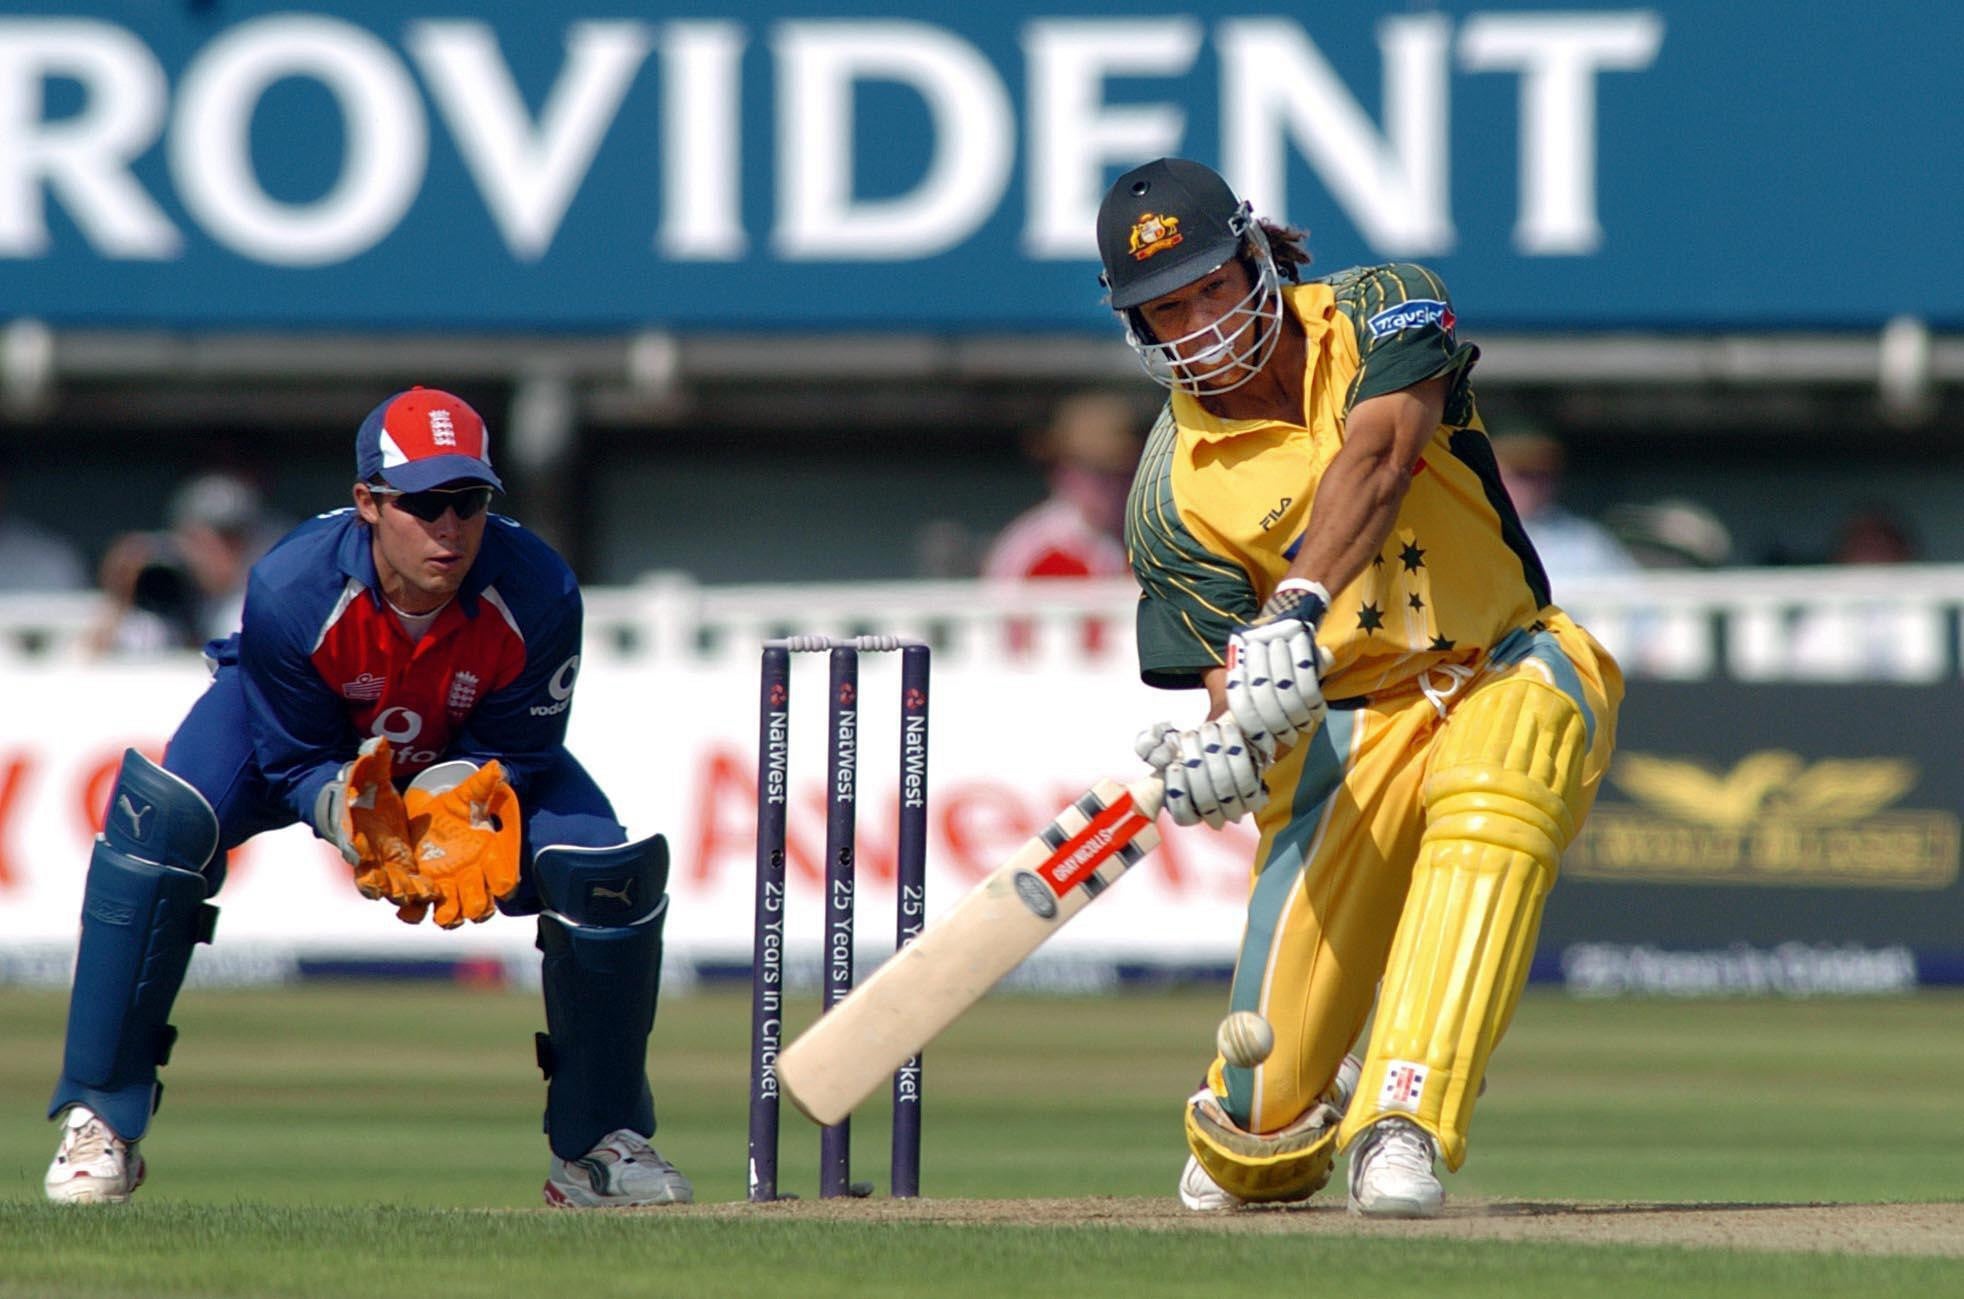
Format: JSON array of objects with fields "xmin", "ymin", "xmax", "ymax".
[
  {"xmin": 1203, "ymin": 667, "xmax": 1229, "ymax": 721},
  {"xmin": 1281, "ymin": 375, "xmax": 1449, "ymax": 596}
]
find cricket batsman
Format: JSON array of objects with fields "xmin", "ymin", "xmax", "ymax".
[
  {"xmin": 44, "ymin": 387, "xmax": 691, "ymax": 1208},
  {"xmin": 1098, "ymin": 159, "xmax": 1622, "ymax": 1216}
]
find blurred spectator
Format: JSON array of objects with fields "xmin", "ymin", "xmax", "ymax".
[
  {"xmin": 90, "ymin": 472, "xmax": 281, "ymax": 654},
  {"xmin": 1603, "ymin": 498, "xmax": 1734, "ymax": 569},
  {"xmin": 983, "ymin": 392, "xmax": 1145, "ymax": 656},
  {"xmin": 983, "ymin": 391, "xmax": 1142, "ymax": 581},
  {"xmin": 1580, "ymin": 496, "xmax": 1734, "ymax": 679},
  {"xmin": 1779, "ymin": 504, "xmax": 1927, "ymax": 678},
  {"xmin": 0, "ymin": 469, "xmax": 88, "ymax": 593},
  {"xmin": 1830, "ymin": 506, "xmax": 1919, "ymax": 565},
  {"xmin": 1488, "ymin": 428, "xmax": 1637, "ymax": 588}
]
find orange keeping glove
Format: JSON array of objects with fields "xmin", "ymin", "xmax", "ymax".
[
  {"xmin": 320, "ymin": 739, "xmax": 439, "ymax": 913},
  {"xmin": 399, "ymin": 761, "xmax": 522, "ymax": 929}
]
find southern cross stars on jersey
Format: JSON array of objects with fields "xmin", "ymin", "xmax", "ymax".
[
  {"xmin": 216, "ymin": 507, "xmax": 582, "ymax": 827},
  {"xmin": 1124, "ymin": 262, "xmax": 1551, "ymax": 698}
]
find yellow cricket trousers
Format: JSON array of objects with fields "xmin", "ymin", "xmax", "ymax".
[{"xmin": 1212, "ymin": 609, "xmax": 1621, "ymax": 1171}]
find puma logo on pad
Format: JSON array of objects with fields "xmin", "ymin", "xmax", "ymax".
[{"xmin": 117, "ymin": 795, "xmax": 153, "ymax": 838}]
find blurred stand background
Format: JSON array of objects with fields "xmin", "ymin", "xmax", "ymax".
[{"xmin": 1, "ymin": 1, "xmax": 1960, "ymax": 994}]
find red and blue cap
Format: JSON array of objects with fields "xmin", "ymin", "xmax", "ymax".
[{"xmin": 355, "ymin": 387, "xmax": 503, "ymax": 493}]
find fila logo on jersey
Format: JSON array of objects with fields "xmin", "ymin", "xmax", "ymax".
[
  {"xmin": 429, "ymin": 408, "xmax": 456, "ymax": 447},
  {"xmin": 1365, "ymin": 299, "xmax": 1453, "ymax": 340},
  {"xmin": 530, "ymin": 655, "xmax": 580, "ymax": 717}
]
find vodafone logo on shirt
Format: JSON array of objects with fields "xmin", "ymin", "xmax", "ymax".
[
  {"xmin": 373, "ymin": 707, "xmax": 422, "ymax": 743},
  {"xmin": 371, "ymin": 708, "xmax": 439, "ymax": 766},
  {"xmin": 530, "ymin": 655, "xmax": 579, "ymax": 717}
]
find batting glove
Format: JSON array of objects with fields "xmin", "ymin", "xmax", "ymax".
[
  {"xmin": 1135, "ymin": 718, "xmax": 1269, "ymax": 829},
  {"xmin": 1225, "ymin": 580, "xmax": 1334, "ymax": 761}
]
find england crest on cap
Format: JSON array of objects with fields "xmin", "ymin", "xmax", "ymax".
[{"xmin": 354, "ymin": 387, "xmax": 503, "ymax": 493}]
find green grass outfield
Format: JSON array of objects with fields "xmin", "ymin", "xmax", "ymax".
[{"xmin": 2, "ymin": 985, "xmax": 1960, "ymax": 1297}]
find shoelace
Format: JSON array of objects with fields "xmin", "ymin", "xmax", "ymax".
[
  {"xmin": 1364, "ymin": 1121, "xmax": 1435, "ymax": 1176},
  {"xmin": 63, "ymin": 1119, "xmax": 120, "ymax": 1166},
  {"xmin": 611, "ymin": 1137, "xmax": 651, "ymax": 1164},
  {"xmin": 603, "ymin": 1136, "xmax": 676, "ymax": 1174}
]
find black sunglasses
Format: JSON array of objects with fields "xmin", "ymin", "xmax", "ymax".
[{"xmin": 373, "ymin": 485, "xmax": 496, "ymax": 522}]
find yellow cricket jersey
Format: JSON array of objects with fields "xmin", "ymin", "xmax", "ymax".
[{"xmin": 1126, "ymin": 263, "xmax": 1550, "ymax": 699}]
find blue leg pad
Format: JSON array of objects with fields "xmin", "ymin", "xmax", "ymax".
[
  {"xmin": 101, "ymin": 747, "xmax": 221, "ymax": 867},
  {"xmin": 533, "ymin": 834, "xmax": 669, "ymax": 1161},
  {"xmin": 49, "ymin": 751, "xmax": 218, "ymax": 1140}
]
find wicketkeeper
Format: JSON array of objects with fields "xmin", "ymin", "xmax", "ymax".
[
  {"xmin": 45, "ymin": 387, "xmax": 690, "ymax": 1209},
  {"xmin": 1099, "ymin": 159, "xmax": 1623, "ymax": 1217}
]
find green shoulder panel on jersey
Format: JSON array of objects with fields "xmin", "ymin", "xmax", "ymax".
[
  {"xmin": 1124, "ymin": 403, "xmax": 1256, "ymax": 690},
  {"xmin": 1328, "ymin": 262, "xmax": 1480, "ymax": 411}
]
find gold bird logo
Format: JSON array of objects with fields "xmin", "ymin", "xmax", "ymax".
[{"xmin": 1608, "ymin": 751, "xmax": 1917, "ymax": 828}]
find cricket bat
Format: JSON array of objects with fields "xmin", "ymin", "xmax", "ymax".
[{"xmin": 777, "ymin": 774, "xmax": 1165, "ymax": 1127}]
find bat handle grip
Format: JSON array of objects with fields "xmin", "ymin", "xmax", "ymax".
[{"xmin": 1129, "ymin": 772, "xmax": 1167, "ymax": 822}]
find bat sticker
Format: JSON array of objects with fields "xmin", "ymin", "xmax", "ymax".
[
  {"xmin": 1012, "ymin": 871, "xmax": 1058, "ymax": 920},
  {"xmin": 1035, "ymin": 793, "xmax": 1150, "ymax": 895}
]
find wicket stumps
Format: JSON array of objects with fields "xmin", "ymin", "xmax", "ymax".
[{"xmin": 749, "ymin": 635, "xmax": 929, "ymax": 1202}]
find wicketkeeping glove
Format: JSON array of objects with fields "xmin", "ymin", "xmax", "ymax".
[
  {"xmin": 313, "ymin": 738, "xmax": 440, "ymax": 912},
  {"xmin": 1135, "ymin": 718, "xmax": 1269, "ymax": 829},
  {"xmin": 1225, "ymin": 580, "xmax": 1334, "ymax": 761},
  {"xmin": 398, "ymin": 760, "xmax": 522, "ymax": 929}
]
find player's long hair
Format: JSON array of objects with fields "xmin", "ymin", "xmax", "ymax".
[{"xmin": 1254, "ymin": 219, "xmax": 1312, "ymax": 285}]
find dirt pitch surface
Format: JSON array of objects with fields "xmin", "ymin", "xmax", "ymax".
[{"xmin": 682, "ymin": 1197, "xmax": 1964, "ymax": 1257}]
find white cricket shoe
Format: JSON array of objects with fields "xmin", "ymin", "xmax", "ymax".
[
  {"xmin": 1347, "ymin": 1117, "xmax": 1444, "ymax": 1218},
  {"xmin": 1177, "ymin": 1154, "xmax": 1243, "ymax": 1211},
  {"xmin": 1177, "ymin": 1053, "xmax": 1364, "ymax": 1212},
  {"xmin": 45, "ymin": 1107, "xmax": 146, "ymax": 1205},
  {"xmin": 544, "ymin": 1129, "xmax": 693, "ymax": 1208}
]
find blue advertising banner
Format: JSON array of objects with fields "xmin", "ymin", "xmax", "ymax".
[
  {"xmin": 1, "ymin": 3, "xmax": 1957, "ymax": 330},
  {"xmin": 1542, "ymin": 680, "xmax": 1964, "ymax": 993}
]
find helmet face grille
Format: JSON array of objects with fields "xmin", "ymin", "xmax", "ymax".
[{"xmin": 1120, "ymin": 223, "xmax": 1285, "ymax": 396}]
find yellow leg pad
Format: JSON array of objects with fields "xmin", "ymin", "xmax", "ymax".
[
  {"xmin": 1338, "ymin": 678, "xmax": 1587, "ymax": 1171},
  {"xmin": 1186, "ymin": 1090, "xmax": 1342, "ymax": 1203}
]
